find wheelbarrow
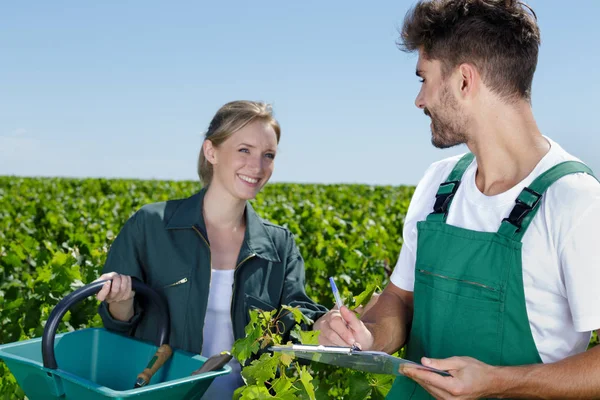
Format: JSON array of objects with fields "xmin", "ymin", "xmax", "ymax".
[{"xmin": 0, "ymin": 279, "xmax": 231, "ymax": 399}]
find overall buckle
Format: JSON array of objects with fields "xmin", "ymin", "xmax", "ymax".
[
  {"xmin": 502, "ymin": 187, "xmax": 542, "ymax": 230},
  {"xmin": 433, "ymin": 181, "xmax": 460, "ymax": 215}
]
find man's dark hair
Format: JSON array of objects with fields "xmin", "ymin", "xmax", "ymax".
[{"xmin": 399, "ymin": 0, "xmax": 541, "ymax": 101}]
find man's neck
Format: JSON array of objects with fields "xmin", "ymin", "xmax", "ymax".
[{"xmin": 466, "ymin": 100, "xmax": 550, "ymax": 196}]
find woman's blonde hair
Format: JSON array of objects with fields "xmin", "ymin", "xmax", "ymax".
[{"xmin": 198, "ymin": 101, "xmax": 281, "ymax": 186}]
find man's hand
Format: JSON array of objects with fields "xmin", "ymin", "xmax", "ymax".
[
  {"xmin": 314, "ymin": 283, "xmax": 413, "ymax": 354},
  {"xmin": 400, "ymin": 356, "xmax": 497, "ymax": 400},
  {"xmin": 314, "ymin": 306, "xmax": 374, "ymax": 350}
]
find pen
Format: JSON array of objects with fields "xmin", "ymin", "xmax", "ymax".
[
  {"xmin": 329, "ymin": 277, "xmax": 361, "ymax": 351},
  {"xmin": 329, "ymin": 277, "xmax": 344, "ymax": 310}
]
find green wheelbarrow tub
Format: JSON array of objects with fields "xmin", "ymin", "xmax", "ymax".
[{"xmin": 0, "ymin": 328, "xmax": 231, "ymax": 400}]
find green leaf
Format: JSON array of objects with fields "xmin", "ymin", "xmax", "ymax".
[
  {"xmin": 370, "ymin": 373, "xmax": 395, "ymax": 398},
  {"xmin": 241, "ymin": 353, "xmax": 280, "ymax": 386},
  {"xmin": 279, "ymin": 352, "xmax": 294, "ymax": 367},
  {"xmin": 349, "ymin": 373, "xmax": 371, "ymax": 400},
  {"xmin": 352, "ymin": 283, "xmax": 378, "ymax": 311},
  {"xmin": 232, "ymin": 315, "xmax": 263, "ymax": 364},
  {"xmin": 297, "ymin": 365, "xmax": 316, "ymax": 400},
  {"xmin": 290, "ymin": 327, "xmax": 320, "ymax": 345},
  {"xmin": 4, "ymin": 298, "xmax": 24, "ymax": 311},
  {"xmin": 239, "ymin": 385, "xmax": 275, "ymax": 399},
  {"xmin": 281, "ymin": 305, "xmax": 313, "ymax": 326},
  {"xmin": 271, "ymin": 374, "xmax": 297, "ymax": 396}
]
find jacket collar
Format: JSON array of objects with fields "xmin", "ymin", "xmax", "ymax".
[{"xmin": 166, "ymin": 188, "xmax": 281, "ymax": 263}]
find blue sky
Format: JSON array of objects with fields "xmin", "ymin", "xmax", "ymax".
[{"xmin": 1, "ymin": 1, "xmax": 598, "ymax": 185}]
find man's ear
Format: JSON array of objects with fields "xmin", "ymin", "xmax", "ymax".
[
  {"xmin": 203, "ymin": 140, "xmax": 217, "ymax": 165},
  {"xmin": 457, "ymin": 63, "xmax": 479, "ymax": 99}
]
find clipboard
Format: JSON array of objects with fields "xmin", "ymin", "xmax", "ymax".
[{"xmin": 269, "ymin": 345, "xmax": 451, "ymax": 377}]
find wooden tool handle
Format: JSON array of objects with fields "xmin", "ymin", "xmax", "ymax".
[{"xmin": 137, "ymin": 344, "xmax": 173, "ymax": 385}]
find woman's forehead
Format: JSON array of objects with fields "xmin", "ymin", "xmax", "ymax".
[{"xmin": 227, "ymin": 122, "xmax": 278, "ymax": 148}]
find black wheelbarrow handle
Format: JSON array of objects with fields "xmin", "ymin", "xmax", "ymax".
[{"xmin": 42, "ymin": 278, "xmax": 171, "ymax": 370}]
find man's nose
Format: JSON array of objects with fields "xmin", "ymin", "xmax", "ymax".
[{"xmin": 415, "ymin": 90, "xmax": 426, "ymax": 109}]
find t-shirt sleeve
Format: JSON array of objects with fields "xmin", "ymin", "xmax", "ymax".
[
  {"xmin": 390, "ymin": 158, "xmax": 458, "ymax": 291},
  {"xmin": 559, "ymin": 193, "xmax": 600, "ymax": 333}
]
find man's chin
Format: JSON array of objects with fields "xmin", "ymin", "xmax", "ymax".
[{"xmin": 431, "ymin": 133, "xmax": 463, "ymax": 149}]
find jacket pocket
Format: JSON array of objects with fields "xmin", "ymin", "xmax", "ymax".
[
  {"xmin": 155, "ymin": 275, "xmax": 191, "ymax": 345},
  {"xmin": 158, "ymin": 275, "xmax": 191, "ymax": 302},
  {"xmin": 162, "ymin": 276, "xmax": 189, "ymax": 289}
]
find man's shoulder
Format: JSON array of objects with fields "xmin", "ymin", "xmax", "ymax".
[
  {"xmin": 545, "ymin": 171, "xmax": 600, "ymax": 214},
  {"xmin": 405, "ymin": 153, "xmax": 472, "ymax": 222},
  {"xmin": 542, "ymin": 139, "xmax": 599, "ymax": 209}
]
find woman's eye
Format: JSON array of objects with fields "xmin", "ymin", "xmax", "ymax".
[
  {"xmin": 239, "ymin": 148, "xmax": 250, "ymax": 154},
  {"xmin": 265, "ymin": 153, "xmax": 275, "ymax": 160}
]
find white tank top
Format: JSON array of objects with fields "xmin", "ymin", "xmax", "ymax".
[{"xmin": 201, "ymin": 269, "xmax": 244, "ymax": 399}]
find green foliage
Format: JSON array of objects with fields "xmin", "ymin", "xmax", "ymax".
[
  {"xmin": 589, "ymin": 331, "xmax": 598, "ymax": 350},
  {"xmin": 231, "ymin": 304, "xmax": 390, "ymax": 400},
  {"xmin": 0, "ymin": 177, "xmax": 412, "ymax": 398},
  {"xmin": 3, "ymin": 176, "xmax": 592, "ymax": 399}
]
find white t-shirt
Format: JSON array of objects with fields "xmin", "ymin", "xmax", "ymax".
[
  {"xmin": 201, "ymin": 269, "xmax": 244, "ymax": 399},
  {"xmin": 391, "ymin": 137, "xmax": 600, "ymax": 364}
]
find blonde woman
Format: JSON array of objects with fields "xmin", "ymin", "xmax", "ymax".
[{"xmin": 95, "ymin": 101, "xmax": 327, "ymax": 398}]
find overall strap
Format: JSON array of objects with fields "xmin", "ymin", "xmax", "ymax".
[
  {"xmin": 497, "ymin": 161, "xmax": 597, "ymax": 241},
  {"xmin": 427, "ymin": 153, "xmax": 475, "ymax": 223}
]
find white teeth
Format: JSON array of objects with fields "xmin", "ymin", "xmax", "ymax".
[{"xmin": 239, "ymin": 175, "xmax": 259, "ymax": 184}]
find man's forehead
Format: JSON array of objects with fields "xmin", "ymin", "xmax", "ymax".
[
  {"xmin": 416, "ymin": 49, "xmax": 427, "ymax": 67},
  {"xmin": 416, "ymin": 59, "xmax": 428, "ymax": 75},
  {"xmin": 416, "ymin": 54, "xmax": 440, "ymax": 73}
]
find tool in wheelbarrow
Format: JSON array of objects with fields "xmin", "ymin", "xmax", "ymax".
[
  {"xmin": 0, "ymin": 278, "xmax": 231, "ymax": 400},
  {"xmin": 134, "ymin": 343, "xmax": 173, "ymax": 388},
  {"xmin": 134, "ymin": 346, "xmax": 231, "ymax": 384},
  {"xmin": 191, "ymin": 352, "xmax": 233, "ymax": 376}
]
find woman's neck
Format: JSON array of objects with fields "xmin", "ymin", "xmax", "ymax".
[{"xmin": 202, "ymin": 183, "xmax": 246, "ymax": 232}]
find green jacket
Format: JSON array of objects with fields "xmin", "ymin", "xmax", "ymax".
[{"xmin": 98, "ymin": 189, "xmax": 327, "ymax": 355}]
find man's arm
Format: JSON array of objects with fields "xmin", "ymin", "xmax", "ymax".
[
  {"xmin": 401, "ymin": 329, "xmax": 600, "ymax": 399},
  {"xmin": 360, "ymin": 283, "xmax": 413, "ymax": 353},
  {"xmin": 493, "ymin": 332, "xmax": 600, "ymax": 399},
  {"xmin": 315, "ymin": 282, "xmax": 413, "ymax": 353}
]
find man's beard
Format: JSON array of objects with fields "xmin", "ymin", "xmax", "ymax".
[{"xmin": 425, "ymin": 87, "xmax": 468, "ymax": 149}]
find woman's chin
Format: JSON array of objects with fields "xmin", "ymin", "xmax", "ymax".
[{"xmin": 233, "ymin": 185, "xmax": 262, "ymax": 201}]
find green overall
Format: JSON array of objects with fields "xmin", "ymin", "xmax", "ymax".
[{"xmin": 387, "ymin": 154, "xmax": 596, "ymax": 399}]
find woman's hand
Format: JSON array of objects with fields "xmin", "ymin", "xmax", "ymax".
[{"xmin": 94, "ymin": 272, "xmax": 135, "ymax": 321}]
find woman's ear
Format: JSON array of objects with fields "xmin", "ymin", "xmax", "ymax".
[{"xmin": 203, "ymin": 140, "xmax": 217, "ymax": 165}]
